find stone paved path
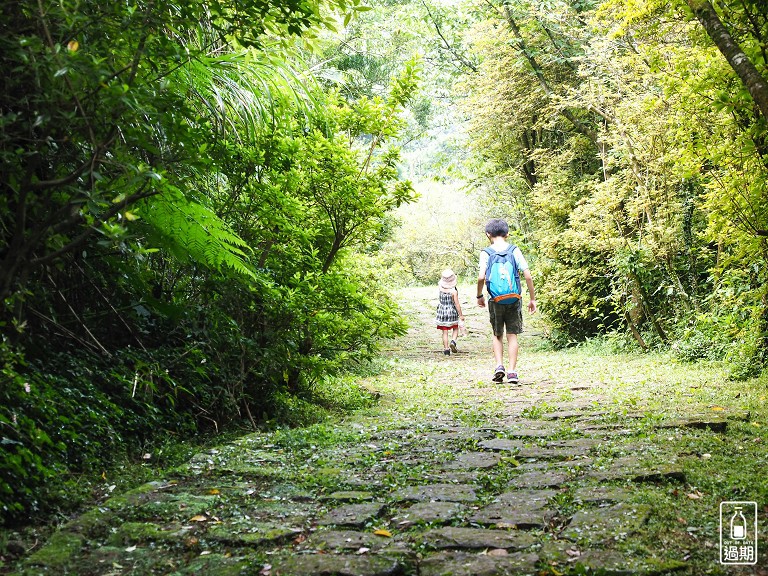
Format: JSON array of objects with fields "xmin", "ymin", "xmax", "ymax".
[{"xmin": 13, "ymin": 287, "xmax": 764, "ymax": 575}]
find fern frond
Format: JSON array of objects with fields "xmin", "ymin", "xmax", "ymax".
[
  {"xmin": 176, "ymin": 42, "xmax": 320, "ymax": 141},
  {"xmin": 139, "ymin": 188, "xmax": 258, "ymax": 282}
]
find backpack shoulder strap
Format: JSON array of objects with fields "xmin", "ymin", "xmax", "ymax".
[
  {"xmin": 487, "ymin": 246, "xmax": 514, "ymax": 258},
  {"xmin": 483, "ymin": 247, "xmax": 496, "ymax": 279}
]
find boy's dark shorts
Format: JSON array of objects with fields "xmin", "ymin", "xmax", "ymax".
[{"xmin": 488, "ymin": 299, "xmax": 523, "ymax": 336}]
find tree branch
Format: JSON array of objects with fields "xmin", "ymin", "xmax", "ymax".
[
  {"xmin": 30, "ymin": 185, "xmax": 157, "ymax": 266},
  {"xmin": 37, "ymin": 0, "xmax": 97, "ymax": 144},
  {"xmin": 420, "ymin": 0, "xmax": 477, "ymax": 73},
  {"xmin": 537, "ymin": 18, "xmax": 577, "ymax": 74},
  {"xmin": 29, "ymin": 128, "xmax": 117, "ymax": 191},
  {"xmin": 686, "ymin": 0, "xmax": 768, "ymax": 120},
  {"xmin": 502, "ymin": 4, "xmax": 597, "ymax": 143}
]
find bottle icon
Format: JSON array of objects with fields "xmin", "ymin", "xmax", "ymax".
[{"xmin": 731, "ymin": 507, "xmax": 747, "ymax": 540}]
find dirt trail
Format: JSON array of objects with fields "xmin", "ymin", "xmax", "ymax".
[{"xmin": 12, "ymin": 286, "xmax": 765, "ymax": 575}]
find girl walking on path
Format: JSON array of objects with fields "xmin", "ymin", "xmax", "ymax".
[{"xmin": 436, "ymin": 269, "xmax": 464, "ymax": 355}]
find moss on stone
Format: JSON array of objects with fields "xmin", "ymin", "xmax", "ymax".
[
  {"xmin": 106, "ymin": 521, "xmax": 187, "ymax": 545},
  {"xmin": 179, "ymin": 553, "xmax": 250, "ymax": 575},
  {"xmin": 24, "ymin": 531, "xmax": 84, "ymax": 569},
  {"xmin": 103, "ymin": 480, "xmax": 178, "ymax": 509},
  {"xmin": 206, "ymin": 523, "xmax": 301, "ymax": 546}
]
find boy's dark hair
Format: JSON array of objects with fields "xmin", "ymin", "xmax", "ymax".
[{"xmin": 485, "ymin": 218, "xmax": 509, "ymax": 238}]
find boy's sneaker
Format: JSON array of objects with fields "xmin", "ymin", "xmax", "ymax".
[
  {"xmin": 450, "ymin": 340, "xmax": 458, "ymax": 353},
  {"xmin": 507, "ymin": 371, "xmax": 519, "ymax": 384},
  {"xmin": 492, "ymin": 365, "xmax": 505, "ymax": 382},
  {"xmin": 443, "ymin": 349, "xmax": 451, "ymax": 356}
]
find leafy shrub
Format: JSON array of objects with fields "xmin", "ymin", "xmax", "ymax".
[
  {"xmin": 669, "ymin": 265, "xmax": 768, "ymax": 378},
  {"xmin": 0, "ymin": 343, "xmax": 202, "ymax": 525},
  {"xmin": 671, "ymin": 327, "xmax": 728, "ymax": 363},
  {"xmin": 0, "ymin": 0, "xmax": 418, "ymax": 527},
  {"xmin": 0, "ymin": 346, "xmax": 61, "ymax": 522}
]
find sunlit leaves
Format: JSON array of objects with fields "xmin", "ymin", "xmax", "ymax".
[{"xmin": 462, "ymin": 0, "xmax": 768, "ymax": 360}]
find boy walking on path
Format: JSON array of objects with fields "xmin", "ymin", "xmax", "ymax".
[{"xmin": 476, "ymin": 218, "xmax": 537, "ymax": 384}]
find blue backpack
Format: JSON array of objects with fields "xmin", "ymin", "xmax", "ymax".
[{"xmin": 484, "ymin": 246, "xmax": 521, "ymax": 305}]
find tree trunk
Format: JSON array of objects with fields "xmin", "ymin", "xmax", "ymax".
[
  {"xmin": 520, "ymin": 131, "xmax": 538, "ymax": 187},
  {"xmin": 624, "ymin": 310, "xmax": 649, "ymax": 351},
  {"xmin": 322, "ymin": 235, "xmax": 343, "ymax": 274},
  {"xmin": 629, "ymin": 271, "xmax": 669, "ymax": 343},
  {"xmin": 686, "ymin": 0, "xmax": 768, "ymax": 121}
]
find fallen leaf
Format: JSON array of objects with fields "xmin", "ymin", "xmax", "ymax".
[
  {"xmin": 487, "ymin": 548, "xmax": 508, "ymax": 557},
  {"xmin": 189, "ymin": 515, "xmax": 208, "ymax": 522},
  {"xmin": 67, "ymin": 40, "xmax": 79, "ymax": 52},
  {"xmin": 293, "ymin": 533, "xmax": 307, "ymax": 544},
  {"xmin": 373, "ymin": 529, "xmax": 392, "ymax": 537},
  {"xmin": 124, "ymin": 545, "xmax": 137, "ymax": 552},
  {"xmin": 686, "ymin": 492, "xmax": 701, "ymax": 499},
  {"xmin": 207, "ymin": 489, "xmax": 220, "ymax": 495},
  {"xmin": 711, "ymin": 406, "xmax": 725, "ymax": 411},
  {"xmin": 752, "ymin": 422, "xmax": 761, "ymax": 427},
  {"xmin": 677, "ymin": 517, "xmax": 688, "ymax": 524}
]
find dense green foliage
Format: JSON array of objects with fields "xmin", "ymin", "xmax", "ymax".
[
  {"xmin": 0, "ymin": 0, "xmax": 417, "ymax": 525},
  {"xmin": 345, "ymin": 0, "xmax": 768, "ymax": 373},
  {"xmin": 3, "ymin": 0, "xmax": 768, "ymax": 530},
  {"xmin": 457, "ymin": 0, "xmax": 768, "ymax": 371}
]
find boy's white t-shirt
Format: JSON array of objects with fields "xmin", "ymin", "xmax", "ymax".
[{"xmin": 478, "ymin": 242, "xmax": 529, "ymax": 278}]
